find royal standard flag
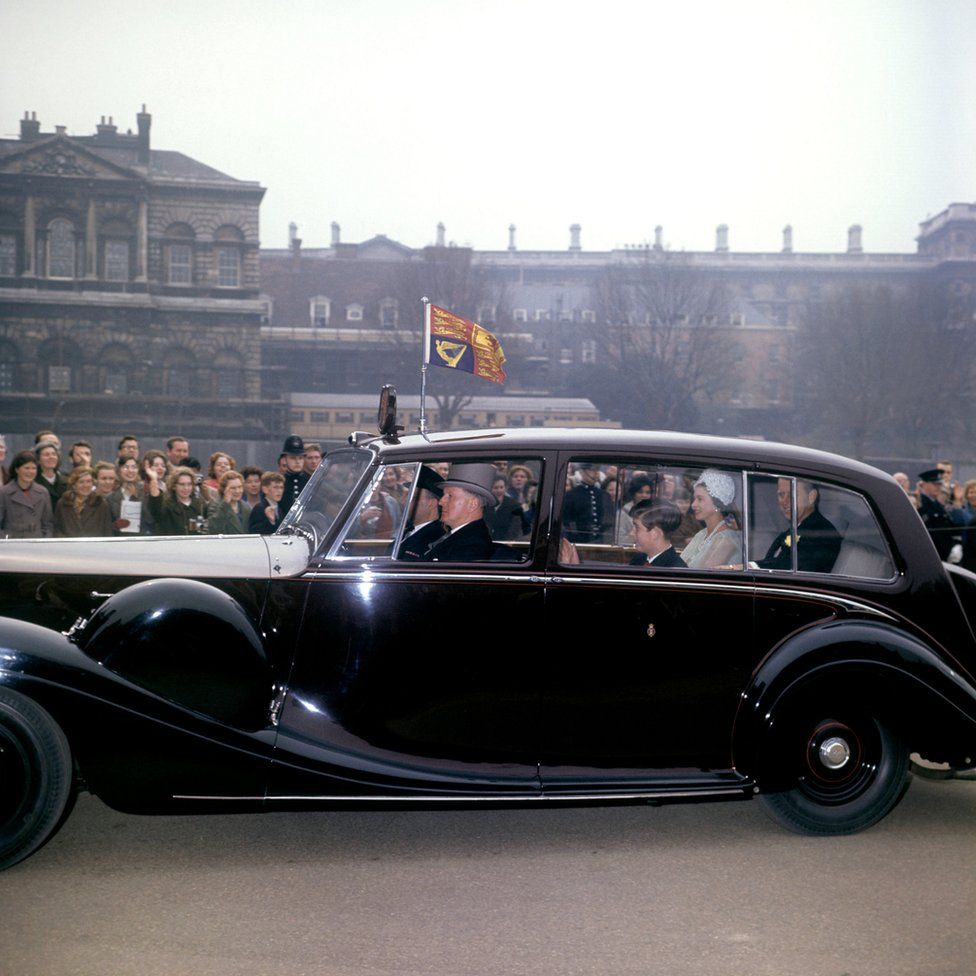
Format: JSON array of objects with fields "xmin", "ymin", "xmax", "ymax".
[{"xmin": 426, "ymin": 304, "xmax": 506, "ymax": 384}]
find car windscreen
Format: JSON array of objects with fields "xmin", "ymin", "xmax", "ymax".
[{"xmin": 278, "ymin": 448, "xmax": 373, "ymax": 550}]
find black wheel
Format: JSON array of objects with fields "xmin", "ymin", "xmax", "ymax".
[
  {"xmin": 0, "ymin": 688, "xmax": 74, "ymax": 870},
  {"xmin": 759, "ymin": 715, "xmax": 911, "ymax": 835}
]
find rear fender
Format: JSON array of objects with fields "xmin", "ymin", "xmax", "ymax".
[{"xmin": 733, "ymin": 620, "xmax": 976, "ymax": 785}]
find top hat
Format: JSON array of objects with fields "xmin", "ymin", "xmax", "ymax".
[{"xmin": 441, "ymin": 462, "xmax": 497, "ymax": 506}]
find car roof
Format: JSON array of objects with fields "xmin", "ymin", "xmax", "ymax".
[{"xmin": 365, "ymin": 427, "xmax": 896, "ymax": 489}]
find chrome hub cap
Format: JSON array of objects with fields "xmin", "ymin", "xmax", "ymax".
[{"xmin": 819, "ymin": 736, "xmax": 851, "ymax": 770}]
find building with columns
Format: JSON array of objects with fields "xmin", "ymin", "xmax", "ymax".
[{"xmin": 0, "ymin": 109, "xmax": 279, "ymax": 441}]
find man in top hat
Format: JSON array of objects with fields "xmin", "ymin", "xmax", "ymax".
[
  {"xmin": 918, "ymin": 467, "xmax": 954, "ymax": 560},
  {"xmin": 414, "ymin": 462, "xmax": 496, "ymax": 562},
  {"xmin": 280, "ymin": 434, "xmax": 310, "ymax": 513},
  {"xmin": 397, "ymin": 465, "xmax": 446, "ymax": 558}
]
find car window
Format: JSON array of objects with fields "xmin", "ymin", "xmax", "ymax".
[
  {"xmin": 329, "ymin": 458, "xmax": 542, "ymax": 563},
  {"xmin": 559, "ymin": 460, "xmax": 743, "ymax": 571},
  {"xmin": 279, "ymin": 448, "xmax": 372, "ymax": 550},
  {"xmin": 747, "ymin": 474, "xmax": 894, "ymax": 579}
]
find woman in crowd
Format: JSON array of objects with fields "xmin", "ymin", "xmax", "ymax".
[
  {"xmin": 616, "ymin": 474, "xmax": 653, "ymax": 545},
  {"xmin": 0, "ymin": 434, "xmax": 8, "ymax": 485},
  {"xmin": 681, "ymin": 469, "xmax": 743, "ymax": 570},
  {"xmin": 206, "ymin": 470, "xmax": 249, "ymax": 534},
  {"xmin": 486, "ymin": 473, "xmax": 529, "ymax": 540},
  {"xmin": 240, "ymin": 465, "xmax": 264, "ymax": 511},
  {"xmin": 506, "ymin": 465, "xmax": 533, "ymax": 506},
  {"xmin": 955, "ymin": 479, "xmax": 976, "ymax": 572},
  {"xmin": 145, "ymin": 463, "xmax": 207, "ymax": 535},
  {"xmin": 35, "ymin": 440, "xmax": 68, "ymax": 508},
  {"xmin": 203, "ymin": 452, "xmax": 236, "ymax": 498},
  {"xmin": 109, "ymin": 456, "xmax": 150, "ymax": 535},
  {"xmin": 54, "ymin": 465, "xmax": 114, "ymax": 538},
  {"xmin": 0, "ymin": 450, "xmax": 54, "ymax": 538},
  {"xmin": 141, "ymin": 449, "xmax": 170, "ymax": 490},
  {"xmin": 93, "ymin": 461, "xmax": 118, "ymax": 499}
]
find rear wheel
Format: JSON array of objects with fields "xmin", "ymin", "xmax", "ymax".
[
  {"xmin": 0, "ymin": 688, "xmax": 74, "ymax": 870},
  {"xmin": 759, "ymin": 715, "xmax": 910, "ymax": 835}
]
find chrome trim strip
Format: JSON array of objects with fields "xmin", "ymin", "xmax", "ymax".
[
  {"xmin": 173, "ymin": 786, "xmax": 752, "ymax": 803},
  {"xmin": 302, "ymin": 569, "xmax": 895, "ymax": 619}
]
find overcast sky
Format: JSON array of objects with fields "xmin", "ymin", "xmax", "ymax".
[{"xmin": 2, "ymin": 0, "xmax": 973, "ymax": 254}]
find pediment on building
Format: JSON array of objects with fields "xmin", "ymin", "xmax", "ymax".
[
  {"xmin": 0, "ymin": 135, "xmax": 142, "ymax": 181},
  {"xmin": 357, "ymin": 235, "xmax": 414, "ymax": 261}
]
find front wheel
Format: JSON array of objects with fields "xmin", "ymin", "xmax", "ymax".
[
  {"xmin": 759, "ymin": 715, "xmax": 911, "ymax": 835},
  {"xmin": 0, "ymin": 688, "xmax": 74, "ymax": 870}
]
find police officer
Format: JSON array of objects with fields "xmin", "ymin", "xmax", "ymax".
[
  {"xmin": 918, "ymin": 468, "xmax": 954, "ymax": 560},
  {"xmin": 280, "ymin": 435, "xmax": 310, "ymax": 513}
]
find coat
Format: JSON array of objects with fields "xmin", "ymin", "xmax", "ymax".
[
  {"xmin": 146, "ymin": 491, "xmax": 207, "ymax": 535},
  {"xmin": 108, "ymin": 484, "xmax": 153, "ymax": 535},
  {"xmin": 0, "ymin": 480, "xmax": 54, "ymax": 538},
  {"xmin": 53, "ymin": 492, "xmax": 114, "ymax": 538},
  {"xmin": 757, "ymin": 508, "xmax": 843, "ymax": 573},
  {"xmin": 206, "ymin": 499, "xmax": 250, "ymax": 535},
  {"xmin": 417, "ymin": 518, "xmax": 494, "ymax": 562},
  {"xmin": 630, "ymin": 546, "xmax": 688, "ymax": 568}
]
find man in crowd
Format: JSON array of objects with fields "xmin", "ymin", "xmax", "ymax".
[
  {"xmin": 68, "ymin": 441, "xmax": 92, "ymax": 469},
  {"xmin": 918, "ymin": 468, "xmax": 954, "ymax": 560},
  {"xmin": 117, "ymin": 435, "xmax": 140, "ymax": 460},
  {"xmin": 166, "ymin": 436, "xmax": 190, "ymax": 468},
  {"xmin": 303, "ymin": 442, "xmax": 323, "ymax": 477}
]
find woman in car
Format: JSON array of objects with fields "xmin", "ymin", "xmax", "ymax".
[
  {"xmin": 681, "ymin": 469, "xmax": 742, "ymax": 569},
  {"xmin": 206, "ymin": 470, "xmax": 250, "ymax": 534},
  {"xmin": 53, "ymin": 466, "xmax": 114, "ymax": 538},
  {"xmin": 145, "ymin": 464, "xmax": 208, "ymax": 535},
  {"xmin": 0, "ymin": 450, "xmax": 54, "ymax": 538}
]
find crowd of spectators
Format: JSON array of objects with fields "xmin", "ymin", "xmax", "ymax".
[{"xmin": 0, "ymin": 430, "xmax": 319, "ymax": 540}]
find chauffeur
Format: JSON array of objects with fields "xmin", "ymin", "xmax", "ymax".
[{"xmin": 416, "ymin": 463, "xmax": 495, "ymax": 562}]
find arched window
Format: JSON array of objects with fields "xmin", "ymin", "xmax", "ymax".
[
  {"xmin": 47, "ymin": 218, "xmax": 76, "ymax": 279},
  {"xmin": 165, "ymin": 223, "xmax": 195, "ymax": 285},
  {"xmin": 214, "ymin": 349, "xmax": 244, "ymax": 399},
  {"xmin": 164, "ymin": 347, "xmax": 194, "ymax": 397},
  {"xmin": 37, "ymin": 336, "xmax": 83, "ymax": 393},
  {"xmin": 100, "ymin": 342, "xmax": 134, "ymax": 395}
]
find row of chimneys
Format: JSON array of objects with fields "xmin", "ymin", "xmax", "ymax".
[
  {"xmin": 290, "ymin": 220, "xmax": 866, "ymax": 255},
  {"xmin": 19, "ymin": 107, "xmax": 152, "ymax": 164}
]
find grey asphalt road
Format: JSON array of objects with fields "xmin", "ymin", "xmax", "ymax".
[{"xmin": 2, "ymin": 777, "xmax": 974, "ymax": 976}]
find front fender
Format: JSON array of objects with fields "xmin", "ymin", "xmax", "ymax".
[{"xmin": 733, "ymin": 620, "xmax": 976, "ymax": 783}]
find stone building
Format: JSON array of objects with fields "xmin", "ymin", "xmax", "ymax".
[
  {"xmin": 261, "ymin": 210, "xmax": 976, "ymax": 447},
  {"xmin": 0, "ymin": 108, "xmax": 279, "ymax": 442}
]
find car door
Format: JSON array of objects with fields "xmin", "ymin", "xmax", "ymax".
[
  {"xmin": 540, "ymin": 455, "xmax": 755, "ymax": 789},
  {"xmin": 268, "ymin": 453, "xmax": 555, "ymax": 797}
]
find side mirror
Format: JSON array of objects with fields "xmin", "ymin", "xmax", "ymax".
[{"xmin": 378, "ymin": 385, "xmax": 403, "ymax": 443}]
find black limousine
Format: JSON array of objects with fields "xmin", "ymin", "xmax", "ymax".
[{"xmin": 2, "ymin": 400, "xmax": 976, "ymax": 869}]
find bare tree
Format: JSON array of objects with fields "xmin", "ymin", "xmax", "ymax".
[
  {"xmin": 392, "ymin": 247, "xmax": 513, "ymax": 429},
  {"xmin": 798, "ymin": 280, "xmax": 976, "ymax": 458},
  {"xmin": 583, "ymin": 250, "xmax": 738, "ymax": 430}
]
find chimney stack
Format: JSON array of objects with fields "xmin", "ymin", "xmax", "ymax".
[
  {"xmin": 136, "ymin": 104, "xmax": 151, "ymax": 164},
  {"xmin": 569, "ymin": 223, "xmax": 581, "ymax": 251},
  {"xmin": 288, "ymin": 222, "xmax": 298, "ymax": 245},
  {"xmin": 508, "ymin": 224, "xmax": 517, "ymax": 251},
  {"xmin": 19, "ymin": 111, "xmax": 40, "ymax": 142},
  {"xmin": 331, "ymin": 221, "xmax": 341, "ymax": 246},
  {"xmin": 782, "ymin": 225, "xmax": 793, "ymax": 254},
  {"xmin": 96, "ymin": 115, "xmax": 118, "ymax": 141},
  {"xmin": 436, "ymin": 222, "xmax": 446, "ymax": 247},
  {"xmin": 715, "ymin": 224, "xmax": 729, "ymax": 253},
  {"xmin": 847, "ymin": 224, "xmax": 863, "ymax": 254},
  {"xmin": 654, "ymin": 225, "xmax": 663, "ymax": 250}
]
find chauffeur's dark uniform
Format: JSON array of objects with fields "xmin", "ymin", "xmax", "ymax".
[
  {"xmin": 415, "ymin": 519, "xmax": 493, "ymax": 562},
  {"xmin": 758, "ymin": 508, "xmax": 842, "ymax": 573}
]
